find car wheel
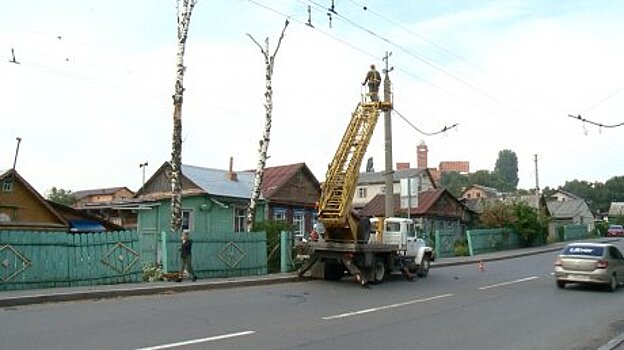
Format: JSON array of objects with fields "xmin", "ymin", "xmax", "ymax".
[
  {"xmin": 556, "ymin": 280, "xmax": 566, "ymax": 289},
  {"xmin": 608, "ymin": 274, "xmax": 618, "ymax": 292}
]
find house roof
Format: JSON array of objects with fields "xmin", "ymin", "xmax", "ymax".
[
  {"xmin": 0, "ymin": 169, "xmax": 69, "ymax": 228},
  {"xmin": 358, "ymin": 189, "xmax": 462, "ymax": 218},
  {"xmin": 244, "ymin": 163, "xmax": 319, "ymax": 198},
  {"xmin": 549, "ymin": 189, "xmax": 581, "ymax": 200},
  {"xmin": 609, "ymin": 202, "xmax": 624, "ymax": 216},
  {"xmin": 546, "ymin": 199, "xmax": 590, "ymax": 219},
  {"xmin": 73, "ymin": 187, "xmax": 134, "ymax": 200},
  {"xmin": 461, "ymin": 184, "xmax": 500, "ymax": 198},
  {"xmin": 48, "ymin": 201, "xmax": 124, "ymax": 232},
  {"xmin": 358, "ymin": 168, "xmax": 435, "ymax": 186},
  {"xmin": 181, "ymin": 164, "xmax": 257, "ymax": 199}
]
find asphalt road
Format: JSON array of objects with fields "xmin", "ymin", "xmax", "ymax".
[{"xmin": 2, "ymin": 242, "xmax": 624, "ymax": 350}]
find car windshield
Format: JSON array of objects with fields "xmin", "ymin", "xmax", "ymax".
[
  {"xmin": 609, "ymin": 225, "xmax": 623, "ymax": 230},
  {"xmin": 563, "ymin": 245, "xmax": 604, "ymax": 257}
]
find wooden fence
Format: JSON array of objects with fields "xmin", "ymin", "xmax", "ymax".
[{"xmin": 0, "ymin": 230, "xmax": 141, "ymax": 291}]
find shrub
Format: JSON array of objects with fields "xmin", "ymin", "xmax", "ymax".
[
  {"xmin": 142, "ymin": 263, "xmax": 163, "ymax": 282},
  {"xmin": 252, "ymin": 220, "xmax": 294, "ymax": 273},
  {"xmin": 453, "ymin": 238, "xmax": 470, "ymax": 256}
]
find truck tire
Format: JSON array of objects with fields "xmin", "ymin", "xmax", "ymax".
[
  {"xmin": 324, "ymin": 261, "xmax": 344, "ymax": 281},
  {"xmin": 373, "ymin": 259, "xmax": 385, "ymax": 283},
  {"xmin": 416, "ymin": 255, "xmax": 430, "ymax": 278}
]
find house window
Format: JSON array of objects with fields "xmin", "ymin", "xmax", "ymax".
[
  {"xmin": 181, "ymin": 209, "xmax": 193, "ymax": 231},
  {"xmin": 357, "ymin": 187, "xmax": 367, "ymax": 198},
  {"xmin": 234, "ymin": 208, "xmax": 247, "ymax": 232},
  {"xmin": 273, "ymin": 209, "xmax": 286, "ymax": 221},
  {"xmin": 2, "ymin": 176, "xmax": 12, "ymax": 193},
  {"xmin": 293, "ymin": 211, "xmax": 304, "ymax": 236}
]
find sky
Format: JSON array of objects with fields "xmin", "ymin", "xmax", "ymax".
[{"xmin": 1, "ymin": 0, "xmax": 623, "ymax": 197}]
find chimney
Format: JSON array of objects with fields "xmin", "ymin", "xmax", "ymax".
[
  {"xmin": 396, "ymin": 162, "xmax": 410, "ymax": 170},
  {"xmin": 417, "ymin": 141, "xmax": 428, "ymax": 169},
  {"xmin": 227, "ymin": 156, "xmax": 238, "ymax": 181}
]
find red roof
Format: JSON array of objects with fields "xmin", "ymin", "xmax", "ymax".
[
  {"xmin": 358, "ymin": 189, "xmax": 451, "ymax": 217},
  {"xmin": 257, "ymin": 163, "xmax": 319, "ymax": 198}
]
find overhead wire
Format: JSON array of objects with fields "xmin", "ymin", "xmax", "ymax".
[{"xmin": 393, "ymin": 108, "xmax": 458, "ymax": 136}]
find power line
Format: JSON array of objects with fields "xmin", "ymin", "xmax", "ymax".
[
  {"xmin": 566, "ymin": 114, "xmax": 624, "ymax": 129},
  {"xmin": 393, "ymin": 108, "xmax": 458, "ymax": 136}
]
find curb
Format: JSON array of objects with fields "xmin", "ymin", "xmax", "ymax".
[
  {"xmin": 598, "ymin": 333, "xmax": 624, "ymax": 350},
  {"xmin": 0, "ymin": 275, "xmax": 301, "ymax": 308}
]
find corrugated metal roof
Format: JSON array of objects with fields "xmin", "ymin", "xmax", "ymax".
[
  {"xmin": 255, "ymin": 163, "xmax": 306, "ymax": 198},
  {"xmin": 358, "ymin": 168, "xmax": 428, "ymax": 185},
  {"xmin": 182, "ymin": 164, "xmax": 257, "ymax": 199},
  {"xmin": 546, "ymin": 200, "xmax": 586, "ymax": 219}
]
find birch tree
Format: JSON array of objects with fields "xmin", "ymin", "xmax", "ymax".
[
  {"xmin": 245, "ymin": 20, "xmax": 289, "ymax": 232},
  {"xmin": 170, "ymin": 0, "xmax": 197, "ymax": 234}
]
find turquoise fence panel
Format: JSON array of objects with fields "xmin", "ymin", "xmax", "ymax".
[
  {"xmin": 466, "ymin": 228, "xmax": 521, "ymax": 256},
  {"xmin": 1, "ymin": 230, "xmax": 140, "ymax": 292},
  {"xmin": 563, "ymin": 224, "xmax": 589, "ymax": 241},
  {"xmin": 434, "ymin": 230, "xmax": 457, "ymax": 258}
]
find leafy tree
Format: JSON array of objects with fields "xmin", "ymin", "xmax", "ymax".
[
  {"xmin": 47, "ymin": 187, "xmax": 76, "ymax": 206},
  {"xmin": 479, "ymin": 202, "xmax": 515, "ymax": 228},
  {"xmin": 441, "ymin": 171, "xmax": 470, "ymax": 197},
  {"xmin": 512, "ymin": 201, "xmax": 548, "ymax": 246},
  {"xmin": 494, "ymin": 149, "xmax": 519, "ymax": 191}
]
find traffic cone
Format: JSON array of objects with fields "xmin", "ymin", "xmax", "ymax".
[{"xmin": 478, "ymin": 260, "xmax": 485, "ymax": 271}]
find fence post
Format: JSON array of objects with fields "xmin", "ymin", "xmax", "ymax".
[
  {"xmin": 161, "ymin": 231, "xmax": 168, "ymax": 272},
  {"xmin": 466, "ymin": 230, "xmax": 474, "ymax": 257},
  {"xmin": 280, "ymin": 231, "xmax": 292, "ymax": 273}
]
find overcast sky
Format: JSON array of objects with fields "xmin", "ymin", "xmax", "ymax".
[{"xmin": 1, "ymin": 0, "xmax": 623, "ymax": 196}]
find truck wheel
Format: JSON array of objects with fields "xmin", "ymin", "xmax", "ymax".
[
  {"xmin": 373, "ymin": 259, "xmax": 385, "ymax": 283},
  {"xmin": 324, "ymin": 261, "xmax": 344, "ymax": 281},
  {"xmin": 416, "ymin": 255, "xmax": 430, "ymax": 278}
]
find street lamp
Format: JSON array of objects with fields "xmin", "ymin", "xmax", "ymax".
[{"xmin": 139, "ymin": 162, "xmax": 148, "ymax": 187}]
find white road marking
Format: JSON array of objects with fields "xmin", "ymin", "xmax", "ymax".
[
  {"xmin": 478, "ymin": 276, "xmax": 540, "ymax": 290},
  {"xmin": 135, "ymin": 330, "xmax": 255, "ymax": 350},
  {"xmin": 322, "ymin": 293, "xmax": 454, "ymax": 320}
]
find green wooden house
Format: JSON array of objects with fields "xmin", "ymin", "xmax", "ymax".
[{"xmin": 134, "ymin": 162, "xmax": 268, "ymax": 278}]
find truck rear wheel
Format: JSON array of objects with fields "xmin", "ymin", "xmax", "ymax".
[
  {"xmin": 373, "ymin": 259, "xmax": 386, "ymax": 283},
  {"xmin": 416, "ymin": 255, "xmax": 430, "ymax": 278},
  {"xmin": 324, "ymin": 261, "xmax": 344, "ymax": 281}
]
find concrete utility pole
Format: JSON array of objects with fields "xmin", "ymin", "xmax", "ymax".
[
  {"xmin": 383, "ymin": 52, "xmax": 395, "ymax": 218},
  {"xmin": 534, "ymin": 154, "xmax": 540, "ymax": 201},
  {"xmin": 139, "ymin": 162, "xmax": 148, "ymax": 187}
]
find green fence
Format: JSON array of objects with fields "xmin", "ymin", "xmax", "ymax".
[
  {"xmin": 467, "ymin": 228, "xmax": 521, "ymax": 256},
  {"xmin": 559, "ymin": 224, "xmax": 589, "ymax": 241},
  {"xmin": 434, "ymin": 230, "xmax": 458, "ymax": 258},
  {"xmin": 160, "ymin": 231, "xmax": 267, "ymax": 278},
  {"xmin": 0, "ymin": 230, "xmax": 141, "ymax": 291}
]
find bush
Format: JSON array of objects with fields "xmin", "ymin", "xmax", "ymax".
[
  {"xmin": 252, "ymin": 220, "xmax": 294, "ymax": 273},
  {"xmin": 453, "ymin": 238, "xmax": 470, "ymax": 256},
  {"xmin": 142, "ymin": 263, "xmax": 164, "ymax": 282}
]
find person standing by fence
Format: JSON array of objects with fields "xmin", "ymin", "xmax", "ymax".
[{"xmin": 176, "ymin": 230, "xmax": 197, "ymax": 282}]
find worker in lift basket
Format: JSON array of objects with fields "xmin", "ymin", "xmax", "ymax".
[{"xmin": 362, "ymin": 64, "xmax": 381, "ymax": 102}]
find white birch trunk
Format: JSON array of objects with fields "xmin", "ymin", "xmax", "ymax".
[
  {"xmin": 170, "ymin": 0, "xmax": 197, "ymax": 234},
  {"xmin": 246, "ymin": 20, "xmax": 289, "ymax": 232}
]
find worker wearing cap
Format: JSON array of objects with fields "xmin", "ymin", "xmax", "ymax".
[{"xmin": 362, "ymin": 64, "xmax": 381, "ymax": 101}]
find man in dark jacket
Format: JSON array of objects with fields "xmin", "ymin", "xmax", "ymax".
[
  {"xmin": 176, "ymin": 231, "xmax": 197, "ymax": 282},
  {"xmin": 362, "ymin": 64, "xmax": 381, "ymax": 101}
]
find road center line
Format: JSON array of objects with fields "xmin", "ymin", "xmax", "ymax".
[
  {"xmin": 478, "ymin": 276, "xmax": 540, "ymax": 290},
  {"xmin": 322, "ymin": 293, "xmax": 454, "ymax": 320},
  {"xmin": 135, "ymin": 330, "xmax": 255, "ymax": 350}
]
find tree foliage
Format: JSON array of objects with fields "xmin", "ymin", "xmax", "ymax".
[
  {"xmin": 494, "ymin": 149, "xmax": 519, "ymax": 191},
  {"xmin": 478, "ymin": 201, "xmax": 548, "ymax": 246},
  {"xmin": 560, "ymin": 176, "xmax": 624, "ymax": 213},
  {"xmin": 46, "ymin": 187, "xmax": 76, "ymax": 206}
]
